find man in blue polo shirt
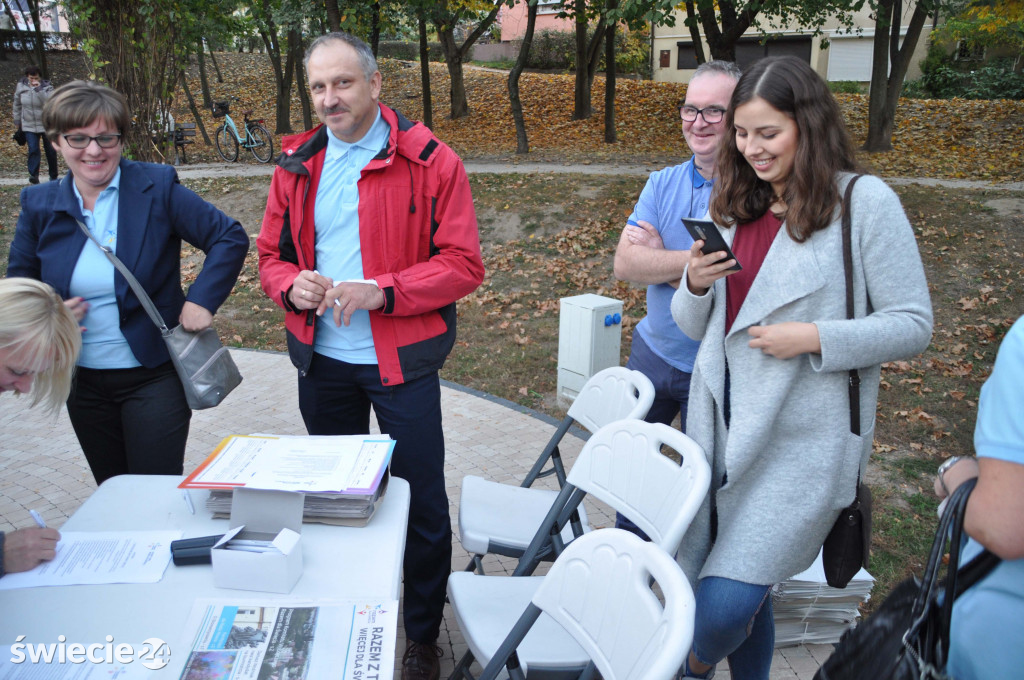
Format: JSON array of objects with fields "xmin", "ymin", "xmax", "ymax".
[{"xmin": 613, "ymin": 60, "xmax": 740, "ymax": 536}]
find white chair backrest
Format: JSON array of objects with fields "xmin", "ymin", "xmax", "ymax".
[
  {"xmin": 566, "ymin": 367, "xmax": 655, "ymax": 434},
  {"xmin": 567, "ymin": 420, "xmax": 711, "ymax": 556},
  {"xmin": 531, "ymin": 528, "xmax": 693, "ymax": 680}
]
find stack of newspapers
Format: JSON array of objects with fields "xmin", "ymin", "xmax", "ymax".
[
  {"xmin": 772, "ymin": 549, "xmax": 874, "ymax": 647},
  {"xmin": 180, "ymin": 434, "xmax": 394, "ymax": 526}
]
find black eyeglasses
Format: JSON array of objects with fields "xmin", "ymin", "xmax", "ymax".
[
  {"xmin": 680, "ymin": 105, "xmax": 726, "ymax": 124},
  {"xmin": 62, "ymin": 133, "xmax": 122, "ymax": 149}
]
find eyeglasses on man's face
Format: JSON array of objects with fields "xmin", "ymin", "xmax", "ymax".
[
  {"xmin": 62, "ymin": 133, "xmax": 122, "ymax": 149},
  {"xmin": 680, "ymin": 105, "xmax": 726, "ymax": 124}
]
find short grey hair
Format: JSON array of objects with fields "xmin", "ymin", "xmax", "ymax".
[
  {"xmin": 304, "ymin": 32, "xmax": 378, "ymax": 81},
  {"xmin": 692, "ymin": 60, "xmax": 742, "ymax": 83}
]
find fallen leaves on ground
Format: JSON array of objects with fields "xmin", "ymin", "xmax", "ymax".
[{"xmin": 1, "ymin": 52, "xmax": 1022, "ymax": 182}]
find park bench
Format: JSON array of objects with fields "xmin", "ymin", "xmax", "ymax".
[{"xmin": 170, "ymin": 122, "xmax": 196, "ymax": 166}]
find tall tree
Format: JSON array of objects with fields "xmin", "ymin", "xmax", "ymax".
[
  {"xmin": 418, "ymin": 10, "xmax": 434, "ymax": 129},
  {"xmin": 604, "ymin": 0, "xmax": 617, "ymax": 142},
  {"xmin": 568, "ymin": 0, "xmax": 608, "ymax": 119},
  {"xmin": 681, "ymin": 0, "xmax": 859, "ymax": 62},
  {"xmin": 510, "ymin": 0, "xmax": 540, "ymax": 152},
  {"xmin": 2, "ymin": 0, "xmax": 49, "ymax": 76},
  {"xmin": 63, "ymin": 0, "xmax": 182, "ymax": 159},
  {"xmin": 433, "ymin": 0, "xmax": 504, "ymax": 119},
  {"xmin": 864, "ymin": 0, "xmax": 933, "ymax": 151}
]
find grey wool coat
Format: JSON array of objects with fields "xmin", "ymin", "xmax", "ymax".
[
  {"xmin": 12, "ymin": 77, "xmax": 53, "ymax": 133},
  {"xmin": 670, "ymin": 173, "xmax": 933, "ymax": 586}
]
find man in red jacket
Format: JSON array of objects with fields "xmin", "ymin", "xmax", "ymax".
[{"xmin": 257, "ymin": 32, "xmax": 484, "ymax": 680}]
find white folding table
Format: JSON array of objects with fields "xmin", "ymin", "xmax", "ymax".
[{"xmin": 0, "ymin": 474, "xmax": 409, "ymax": 678}]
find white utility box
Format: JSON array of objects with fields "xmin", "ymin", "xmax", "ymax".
[{"xmin": 557, "ymin": 294, "xmax": 623, "ymax": 408}]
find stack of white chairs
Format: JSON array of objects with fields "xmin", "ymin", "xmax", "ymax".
[{"xmin": 448, "ymin": 419, "xmax": 711, "ymax": 679}]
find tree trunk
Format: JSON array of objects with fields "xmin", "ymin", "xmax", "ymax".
[
  {"xmin": 325, "ymin": 0, "xmax": 341, "ymax": 32},
  {"xmin": 258, "ymin": 16, "xmax": 294, "ymax": 135},
  {"xmin": 208, "ymin": 47, "xmax": 223, "ymax": 83},
  {"xmin": 418, "ymin": 13, "xmax": 433, "ymax": 130},
  {"xmin": 864, "ymin": 0, "xmax": 929, "ymax": 151},
  {"xmin": 573, "ymin": 5, "xmax": 590, "ymax": 120},
  {"xmin": 684, "ymin": 1, "xmax": 706, "ymax": 65},
  {"xmin": 278, "ymin": 27, "xmax": 297, "ymax": 135},
  {"xmin": 179, "ymin": 71, "xmax": 211, "ymax": 144},
  {"xmin": 370, "ymin": 0, "xmax": 381, "ymax": 56},
  {"xmin": 604, "ymin": 4, "xmax": 616, "ymax": 144},
  {"xmin": 196, "ymin": 41, "xmax": 212, "ymax": 109},
  {"xmin": 26, "ymin": 0, "xmax": 47, "ymax": 78},
  {"xmin": 434, "ymin": 0, "xmax": 503, "ymax": 120},
  {"xmin": 290, "ymin": 27, "xmax": 312, "ymax": 130},
  {"xmin": 510, "ymin": 0, "xmax": 539, "ymax": 154}
]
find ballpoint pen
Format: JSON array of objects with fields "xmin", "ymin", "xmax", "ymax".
[{"xmin": 29, "ymin": 509, "xmax": 47, "ymax": 528}]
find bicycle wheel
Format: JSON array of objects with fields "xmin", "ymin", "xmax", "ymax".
[
  {"xmin": 214, "ymin": 124, "xmax": 239, "ymax": 162},
  {"xmin": 248, "ymin": 125, "xmax": 275, "ymax": 163}
]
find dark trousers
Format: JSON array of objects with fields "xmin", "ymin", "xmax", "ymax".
[
  {"xmin": 25, "ymin": 131, "xmax": 58, "ymax": 181},
  {"xmin": 298, "ymin": 353, "xmax": 452, "ymax": 644},
  {"xmin": 616, "ymin": 332, "xmax": 693, "ymax": 538},
  {"xmin": 67, "ymin": 362, "xmax": 191, "ymax": 485}
]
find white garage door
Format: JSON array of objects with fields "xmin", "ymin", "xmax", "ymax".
[{"xmin": 827, "ymin": 36, "xmax": 877, "ymax": 81}]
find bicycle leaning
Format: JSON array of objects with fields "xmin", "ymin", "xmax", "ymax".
[{"xmin": 211, "ymin": 100, "xmax": 275, "ymax": 163}]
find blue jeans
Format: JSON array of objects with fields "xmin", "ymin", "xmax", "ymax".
[
  {"xmin": 298, "ymin": 353, "xmax": 452, "ymax": 644},
  {"xmin": 615, "ymin": 332, "xmax": 693, "ymax": 538},
  {"xmin": 25, "ymin": 130, "xmax": 58, "ymax": 180},
  {"xmin": 691, "ymin": 576, "xmax": 775, "ymax": 679}
]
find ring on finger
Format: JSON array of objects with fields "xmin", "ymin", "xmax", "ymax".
[{"xmin": 302, "ymin": 289, "xmax": 308, "ymax": 298}]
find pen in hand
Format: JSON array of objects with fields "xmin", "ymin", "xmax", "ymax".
[{"xmin": 29, "ymin": 509, "xmax": 47, "ymax": 528}]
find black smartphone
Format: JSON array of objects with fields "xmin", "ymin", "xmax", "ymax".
[{"xmin": 681, "ymin": 218, "xmax": 742, "ymax": 271}]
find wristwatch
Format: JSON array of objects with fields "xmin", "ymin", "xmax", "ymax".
[{"xmin": 937, "ymin": 456, "xmax": 963, "ymax": 496}]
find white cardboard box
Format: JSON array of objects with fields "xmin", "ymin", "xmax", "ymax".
[{"xmin": 212, "ymin": 487, "xmax": 304, "ymax": 593}]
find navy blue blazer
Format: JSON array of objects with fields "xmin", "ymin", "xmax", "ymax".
[{"xmin": 8, "ymin": 159, "xmax": 249, "ymax": 368}]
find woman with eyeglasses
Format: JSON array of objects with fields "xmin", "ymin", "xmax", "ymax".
[
  {"xmin": 8, "ymin": 80, "xmax": 248, "ymax": 486},
  {"xmin": 669, "ymin": 56, "xmax": 933, "ymax": 678}
]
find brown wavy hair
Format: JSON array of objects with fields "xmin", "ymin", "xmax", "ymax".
[{"xmin": 710, "ymin": 56, "xmax": 863, "ymax": 242}]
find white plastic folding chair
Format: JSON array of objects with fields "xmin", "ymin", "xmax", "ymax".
[
  {"xmin": 459, "ymin": 366, "xmax": 655, "ymax": 573},
  {"xmin": 448, "ymin": 419, "xmax": 711, "ymax": 679},
  {"xmin": 476, "ymin": 528, "xmax": 693, "ymax": 680}
]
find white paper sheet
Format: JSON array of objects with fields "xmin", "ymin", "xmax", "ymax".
[{"xmin": 0, "ymin": 531, "xmax": 179, "ymax": 590}]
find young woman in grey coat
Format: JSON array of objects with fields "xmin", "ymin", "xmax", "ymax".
[{"xmin": 670, "ymin": 56, "xmax": 933, "ymax": 679}]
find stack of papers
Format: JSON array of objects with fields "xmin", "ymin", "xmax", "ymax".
[
  {"xmin": 180, "ymin": 435, "xmax": 394, "ymax": 525},
  {"xmin": 772, "ymin": 549, "xmax": 874, "ymax": 647}
]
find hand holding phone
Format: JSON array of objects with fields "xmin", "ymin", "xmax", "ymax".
[{"xmin": 682, "ymin": 218, "xmax": 742, "ymax": 271}]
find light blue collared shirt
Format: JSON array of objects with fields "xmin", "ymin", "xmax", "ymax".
[
  {"xmin": 68, "ymin": 168, "xmax": 142, "ymax": 369},
  {"xmin": 312, "ymin": 109, "xmax": 390, "ymax": 365}
]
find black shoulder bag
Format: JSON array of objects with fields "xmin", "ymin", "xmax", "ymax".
[
  {"xmin": 74, "ymin": 217, "xmax": 242, "ymax": 409},
  {"xmin": 822, "ymin": 175, "xmax": 873, "ymax": 589},
  {"xmin": 815, "ymin": 476, "xmax": 1000, "ymax": 680}
]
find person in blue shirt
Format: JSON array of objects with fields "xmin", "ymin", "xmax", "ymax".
[
  {"xmin": 612, "ymin": 60, "xmax": 740, "ymax": 538},
  {"xmin": 933, "ymin": 315, "xmax": 1024, "ymax": 680},
  {"xmin": 0, "ymin": 277, "xmax": 80, "ymax": 577},
  {"xmin": 8, "ymin": 80, "xmax": 248, "ymax": 486}
]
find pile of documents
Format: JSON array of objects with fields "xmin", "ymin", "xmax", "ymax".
[
  {"xmin": 772, "ymin": 549, "xmax": 874, "ymax": 647},
  {"xmin": 180, "ymin": 434, "xmax": 394, "ymax": 525}
]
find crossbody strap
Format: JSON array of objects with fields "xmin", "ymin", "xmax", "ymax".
[
  {"xmin": 73, "ymin": 217, "xmax": 170, "ymax": 334},
  {"xmin": 841, "ymin": 174, "xmax": 863, "ymax": 436}
]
